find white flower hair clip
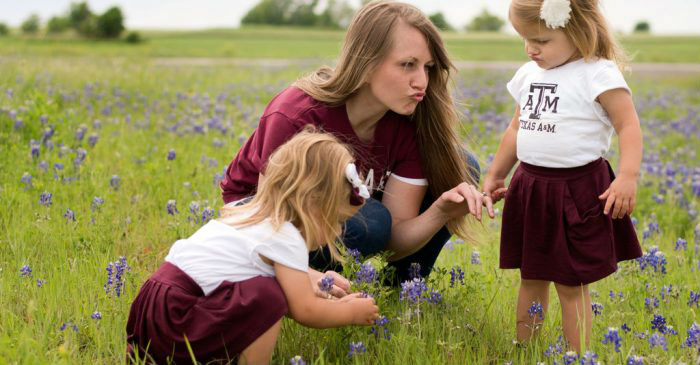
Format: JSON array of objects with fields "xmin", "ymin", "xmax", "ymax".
[
  {"xmin": 540, "ymin": 0, "xmax": 572, "ymax": 29},
  {"xmin": 345, "ymin": 163, "xmax": 370, "ymax": 206}
]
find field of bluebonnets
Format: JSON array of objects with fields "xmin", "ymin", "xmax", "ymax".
[{"xmin": 1, "ymin": 53, "xmax": 699, "ymax": 365}]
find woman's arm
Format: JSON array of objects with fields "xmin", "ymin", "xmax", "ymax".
[
  {"xmin": 596, "ymin": 88, "xmax": 643, "ymax": 219},
  {"xmin": 274, "ymin": 262, "xmax": 378, "ymax": 328}
]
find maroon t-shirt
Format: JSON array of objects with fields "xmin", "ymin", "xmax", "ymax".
[{"xmin": 220, "ymin": 87, "xmax": 424, "ymax": 203}]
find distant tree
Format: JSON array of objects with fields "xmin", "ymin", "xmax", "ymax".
[
  {"xmin": 125, "ymin": 31, "xmax": 143, "ymax": 44},
  {"xmin": 320, "ymin": 0, "xmax": 355, "ymax": 28},
  {"xmin": 97, "ymin": 6, "xmax": 125, "ymax": 38},
  {"xmin": 241, "ymin": 0, "xmax": 293, "ymax": 25},
  {"xmin": 429, "ymin": 12, "xmax": 453, "ymax": 31},
  {"xmin": 466, "ymin": 9, "xmax": 504, "ymax": 32},
  {"xmin": 21, "ymin": 14, "xmax": 40, "ymax": 34},
  {"xmin": 0, "ymin": 23, "xmax": 9, "ymax": 36},
  {"xmin": 634, "ymin": 21, "xmax": 650, "ymax": 33},
  {"xmin": 288, "ymin": 0, "xmax": 319, "ymax": 26},
  {"xmin": 69, "ymin": 2, "xmax": 92, "ymax": 29},
  {"xmin": 47, "ymin": 16, "xmax": 71, "ymax": 33}
]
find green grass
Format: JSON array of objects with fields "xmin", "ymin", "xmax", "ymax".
[
  {"xmin": 0, "ymin": 55, "xmax": 699, "ymax": 365},
  {"xmin": 0, "ymin": 27, "xmax": 698, "ymax": 63}
]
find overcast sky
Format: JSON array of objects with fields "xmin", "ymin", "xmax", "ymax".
[{"xmin": 3, "ymin": 0, "xmax": 699, "ymax": 35}]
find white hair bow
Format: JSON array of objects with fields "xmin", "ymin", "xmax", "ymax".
[
  {"xmin": 345, "ymin": 163, "xmax": 370, "ymax": 201},
  {"xmin": 540, "ymin": 0, "xmax": 572, "ymax": 29}
]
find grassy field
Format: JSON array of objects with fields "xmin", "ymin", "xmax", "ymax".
[
  {"xmin": 0, "ymin": 27, "xmax": 699, "ymax": 63},
  {"xmin": 0, "ymin": 42, "xmax": 699, "ymax": 365}
]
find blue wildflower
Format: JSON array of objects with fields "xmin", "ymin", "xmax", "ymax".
[
  {"xmin": 110, "ymin": 175, "xmax": 120, "ymax": 191},
  {"xmin": 650, "ymin": 314, "xmax": 668, "ymax": 333},
  {"xmin": 562, "ymin": 351, "xmax": 578, "ymax": 365},
  {"xmin": 592, "ymin": 302, "xmax": 603, "ymax": 317},
  {"xmin": 20, "ymin": 172, "xmax": 32, "ymax": 190},
  {"xmin": 471, "ymin": 251, "xmax": 482, "ymax": 265},
  {"xmin": 428, "ymin": 290, "xmax": 442, "ymax": 305},
  {"xmin": 626, "ymin": 355, "xmax": 644, "ymax": 365},
  {"xmin": 20, "ymin": 265, "xmax": 32, "ymax": 278},
  {"xmin": 74, "ymin": 148, "xmax": 87, "ymax": 166},
  {"xmin": 689, "ymin": 291, "xmax": 700, "ymax": 307},
  {"xmin": 347, "ymin": 341, "xmax": 366, "ymax": 358},
  {"xmin": 104, "ymin": 256, "xmax": 129, "ymax": 297},
  {"xmin": 39, "ymin": 191, "xmax": 52, "ymax": 207},
  {"xmin": 644, "ymin": 296, "xmax": 659, "ymax": 311},
  {"xmin": 201, "ymin": 207, "xmax": 215, "ymax": 223},
  {"xmin": 75, "ymin": 125, "xmax": 87, "ymax": 141},
  {"xmin": 289, "ymin": 356, "xmax": 306, "ymax": 365},
  {"xmin": 648, "ymin": 332, "xmax": 667, "ymax": 350},
  {"xmin": 682, "ymin": 322, "xmax": 700, "ymax": 349},
  {"xmin": 400, "ymin": 278, "xmax": 428, "ymax": 303},
  {"xmin": 167, "ymin": 149, "xmax": 176, "ymax": 161},
  {"xmin": 63, "ymin": 209, "xmax": 76, "ymax": 223},
  {"xmin": 675, "ymin": 238, "xmax": 688, "ymax": 251},
  {"xmin": 319, "ymin": 275, "xmax": 334, "ymax": 293},
  {"xmin": 91, "ymin": 311, "xmax": 102, "ymax": 320},
  {"xmin": 579, "ymin": 351, "xmax": 599, "ymax": 365},
  {"xmin": 356, "ymin": 263, "xmax": 376, "ymax": 284},
  {"xmin": 370, "ymin": 315, "xmax": 390, "ymax": 339},
  {"xmin": 30, "ymin": 142, "xmax": 40, "ymax": 159},
  {"xmin": 167, "ymin": 200, "xmax": 178, "ymax": 215},
  {"xmin": 36, "ymin": 279, "xmax": 45, "ymax": 287},
  {"xmin": 88, "ymin": 133, "xmax": 99, "ymax": 147},
  {"xmin": 60, "ymin": 321, "xmax": 79, "ymax": 332},
  {"xmin": 621, "ymin": 323, "xmax": 631, "ymax": 333},
  {"xmin": 602, "ymin": 327, "xmax": 622, "ymax": 352},
  {"xmin": 528, "ymin": 301, "xmax": 544, "ymax": 320},
  {"xmin": 449, "ymin": 267, "xmax": 464, "ymax": 287},
  {"xmin": 91, "ymin": 196, "xmax": 104, "ymax": 212},
  {"xmin": 39, "ymin": 160, "xmax": 48, "ymax": 172},
  {"xmin": 347, "ymin": 248, "xmax": 361, "ymax": 264}
]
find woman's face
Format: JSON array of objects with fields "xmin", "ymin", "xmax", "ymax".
[{"xmin": 367, "ymin": 21, "xmax": 435, "ymax": 116}]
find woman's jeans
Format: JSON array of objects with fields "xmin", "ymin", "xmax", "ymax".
[{"xmin": 309, "ymin": 154, "xmax": 480, "ymax": 285}]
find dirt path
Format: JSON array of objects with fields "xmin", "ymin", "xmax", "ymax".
[{"xmin": 152, "ymin": 58, "xmax": 700, "ymax": 74}]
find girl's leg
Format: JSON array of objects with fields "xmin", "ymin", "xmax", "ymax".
[
  {"xmin": 238, "ymin": 319, "xmax": 283, "ymax": 365},
  {"xmin": 516, "ymin": 279, "xmax": 551, "ymax": 343},
  {"xmin": 554, "ymin": 283, "xmax": 591, "ymax": 352}
]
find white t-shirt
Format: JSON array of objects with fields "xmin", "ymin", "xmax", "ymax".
[
  {"xmin": 506, "ymin": 58, "xmax": 630, "ymax": 168},
  {"xmin": 165, "ymin": 217, "xmax": 308, "ymax": 296}
]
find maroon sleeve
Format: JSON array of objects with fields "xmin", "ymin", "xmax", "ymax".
[{"xmin": 220, "ymin": 112, "xmax": 302, "ymax": 203}]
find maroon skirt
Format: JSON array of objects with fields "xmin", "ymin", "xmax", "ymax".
[
  {"xmin": 126, "ymin": 262, "xmax": 288, "ymax": 364},
  {"xmin": 500, "ymin": 158, "xmax": 642, "ymax": 286}
]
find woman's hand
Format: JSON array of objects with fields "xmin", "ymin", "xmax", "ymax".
[
  {"xmin": 435, "ymin": 182, "xmax": 495, "ymax": 222},
  {"xmin": 599, "ymin": 173, "xmax": 638, "ymax": 219},
  {"xmin": 309, "ymin": 269, "xmax": 351, "ymax": 299},
  {"xmin": 482, "ymin": 175, "xmax": 508, "ymax": 203}
]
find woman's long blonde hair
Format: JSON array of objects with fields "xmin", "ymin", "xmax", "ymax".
[
  {"xmin": 510, "ymin": 0, "xmax": 628, "ymax": 69},
  {"xmin": 220, "ymin": 127, "xmax": 359, "ymax": 262},
  {"xmin": 294, "ymin": 0, "xmax": 476, "ymax": 239}
]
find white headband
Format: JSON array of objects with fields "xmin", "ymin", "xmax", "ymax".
[{"xmin": 540, "ymin": 0, "xmax": 572, "ymax": 29}]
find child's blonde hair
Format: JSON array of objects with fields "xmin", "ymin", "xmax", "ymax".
[
  {"xmin": 509, "ymin": 0, "xmax": 628, "ymax": 69},
  {"xmin": 220, "ymin": 126, "xmax": 360, "ymax": 262}
]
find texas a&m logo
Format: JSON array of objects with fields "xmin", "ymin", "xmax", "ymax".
[{"xmin": 523, "ymin": 83, "xmax": 559, "ymax": 119}]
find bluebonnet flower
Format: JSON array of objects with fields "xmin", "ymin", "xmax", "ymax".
[
  {"xmin": 75, "ymin": 124, "xmax": 87, "ymax": 141},
  {"xmin": 63, "ymin": 209, "xmax": 76, "ymax": 223},
  {"xmin": 579, "ymin": 351, "xmax": 599, "ymax": 365},
  {"xmin": 39, "ymin": 160, "xmax": 49, "ymax": 172},
  {"xmin": 39, "ymin": 191, "xmax": 52, "ymax": 207},
  {"xmin": 602, "ymin": 327, "xmax": 622, "ymax": 352},
  {"xmin": 74, "ymin": 148, "xmax": 87, "ymax": 166},
  {"xmin": 622, "ymin": 323, "xmax": 632, "ymax": 333},
  {"xmin": 626, "ymin": 355, "xmax": 644, "ymax": 365},
  {"xmin": 110, "ymin": 175, "xmax": 120, "ymax": 191},
  {"xmin": 528, "ymin": 302, "xmax": 544, "ymax": 320},
  {"xmin": 347, "ymin": 341, "xmax": 366, "ymax": 357},
  {"xmin": 682, "ymin": 322, "xmax": 700, "ymax": 349},
  {"xmin": 167, "ymin": 149, "xmax": 176, "ymax": 161},
  {"xmin": 189, "ymin": 201, "xmax": 200, "ymax": 215},
  {"xmin": 370, "ymin": 315, "xmax": 390, "ymax": 339},
  {"xmin": 289, "ymin": 356, "xmax": 306, "ymax": 365},
  {"xmin": 644, "ymin": 296, "xmax": 659, "ymax": 311},
  {"xmin": 562, "ymin": 351, "xmax": 579, "ymax": 365},
  {"xmin": 449, "ymin": 267, "xmax": 464, "ymax": 287},
  {"xmin": 167, "ymin": 200, "xmax": 178, "ymax": 215},
  {"xmin": 471, "ymin": 251, "xmax": 482, "ymax": 265},
  {"xmin": 88, "ymin": 133, "xmax": 99, "ymax": 147},
  {"xmin": 20, "ymin": 172, "xmax": 32, "ymax": 190},
  {"xmin": 637, "ymin": 247, "xmax": 667, "ymax": 274},
  {"xmin": 592, "ymin": 302, "xmax": 603, "ymax": 317},
  {"xmin": 400, "ymin": 278, "xmax": 428, "ymax": 303},
  {"xmin": 60, "ymin": 321, "xmax": 79, "ymax": 332},
  {"xmin": 631, "ymin": 216, "xmax": 638, "ymax": 226},
  {"xmin": 36, "ymin": 279, "xmax": 45, "ymax": 287},
  {"xmin": 104, "ymin": 256, "xmax": 129, "ymax": 297},
  {"xmin": 356, "ymin": 263, "xmax": 376, "ymax": 284},
  {"xmin": 20, "ymin": 265, "xmax": 32, "ymax": 278},
  {"xmin": 651, "ymin": 314, "xmax": 668, "ymax": 333},
  {"xmin": 689, "ymin": 290, "xmax": 700, "ymax": 307},
  {"xmin": 91, "ymin": 311, "xmax": 102, "ymax": 320},
  {"xmin": 675, "ymin": 238, "xmax": 688, "ymax": 251},
  {"xmin": 30, "ymin": 142, "xmax": 40, "ymax": 159},
  {"xmin": 92, "ymin": 196, "xmax": 104, "ymax": 212},
  {"xmin": 319, "ymin": 275, "xmax": 334, "ymax": 293},
  {"xmin": 408, "ymin": 262, "xmax": 421, "ymax": 279},
  {"xmin": 428, "ymin": 290, "xmax": 442, "ymax": 305},
  {"xmin": 347, "ymin": 248, "xmax": 361, "ymax": 264},
  {"xmin": 40, "ymin": 114, "xmax": 48, "ymax": 124},
  {"xmin": 201, "ymin": 207, "xmax": 215, "ymax": 223},
  {"xmin": 648, "ymin": 332, "xmax": 667, "ymax": 350},
  {"xmin": 54, "ymin": 162, "xmax": 64, "ymax": 171}
]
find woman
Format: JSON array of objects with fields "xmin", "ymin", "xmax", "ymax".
[{"xmin": 220, "ymin": 0, "xmax": 492, "ymax": 293}]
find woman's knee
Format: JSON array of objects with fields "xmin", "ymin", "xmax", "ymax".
[{"xmin": 343, "ymin": 198, "xmax": 392, "ymax": 254}]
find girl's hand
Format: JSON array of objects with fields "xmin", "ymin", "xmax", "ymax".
[
  {"xmin": 347, "ymin": 296, "xmax": 379, "ymax": 325},
  {"xmin": 482, "ymin": 175, "xmax": 508, "ymax": 203},
  {"xmin": 599, "ymin": 174, "xmax": 638, "ymax": 219},
  {"xmin": 313, "ymin": 270, "xmax": 351, "ymax": 299},
  {"xmin": 435, "ymin": 182, "xmax": 495, "ymax": 222}
]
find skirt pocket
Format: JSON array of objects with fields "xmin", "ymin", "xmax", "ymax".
[{"xmin": 564, "ymin": 190, "xmax": 613, "ymax": 267}]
